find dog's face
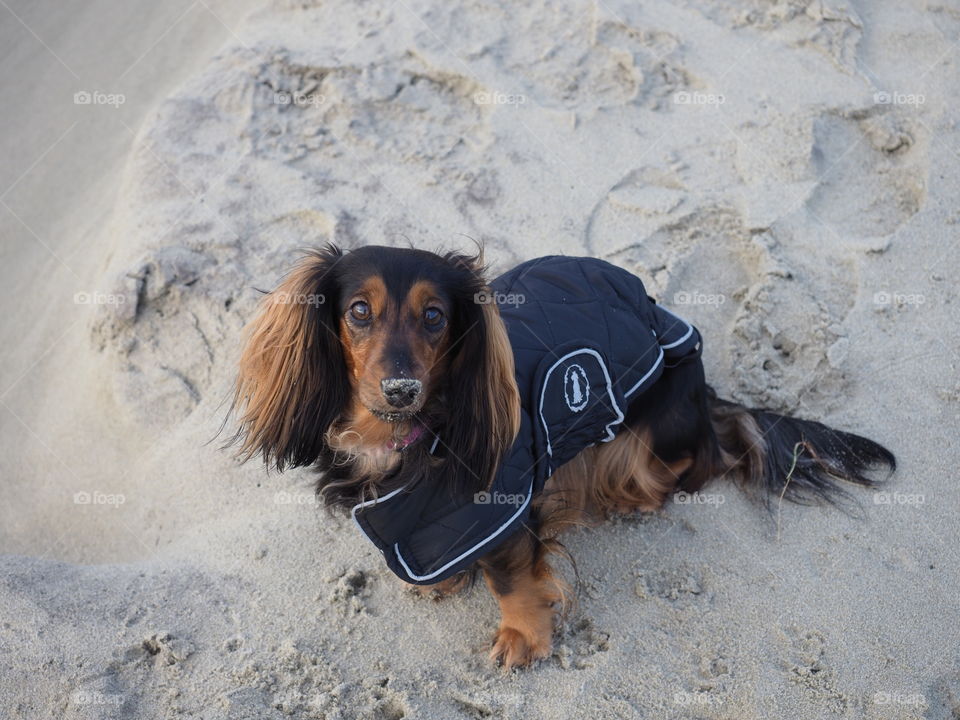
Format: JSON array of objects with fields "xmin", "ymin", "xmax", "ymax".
[
  {"xmin": 337, "ymin": 266, "xmax": 453, "ymax": 423},
  {"xmin": 232, "ymin": 244, "xmax": 520, "ymax": 479}
]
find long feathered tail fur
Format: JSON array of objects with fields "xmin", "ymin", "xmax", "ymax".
[{"xmin": 707, "ymin": 389, "xmax": 896, "ymax": 507}]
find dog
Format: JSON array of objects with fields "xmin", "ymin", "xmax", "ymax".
[{"xmin": 230, "ymin": 244, "xmax": 895, "ymax": 668}]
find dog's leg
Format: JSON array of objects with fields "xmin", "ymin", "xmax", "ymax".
[{"xmin": 479, "ymin": 530, "xmax": 560, "ymax": 669}]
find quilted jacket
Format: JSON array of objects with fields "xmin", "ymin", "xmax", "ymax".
[{"xmin": 353, "ymin": 256, "xmax": 702, "ymax": 584}]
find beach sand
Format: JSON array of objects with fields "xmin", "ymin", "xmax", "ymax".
[{"xmin": 1, "ymin": 0, "xmax": 958, "ymax": 717}]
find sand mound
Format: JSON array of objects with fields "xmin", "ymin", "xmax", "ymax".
[{"xmin": 90, "ymin": 0, "xmax": 934, "ymax": 425}]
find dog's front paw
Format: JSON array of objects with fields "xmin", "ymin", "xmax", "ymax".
[{"xmin": 490, "ymin": 625, "xmax": 552, "ymax": 669}]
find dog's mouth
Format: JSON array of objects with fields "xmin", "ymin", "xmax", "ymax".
[{"xmin": 367, "ymin": 406, "xmax": 417, "ymax": 423}]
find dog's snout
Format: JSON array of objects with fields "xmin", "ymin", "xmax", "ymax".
[{"xmin": 381, "ymin": 378, "xmax": 422, "ymax": 408}]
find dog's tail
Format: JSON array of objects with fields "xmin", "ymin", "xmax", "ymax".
[{"xmin": 703, "ymin": 389, "xmax": 896, "ymax": 506}]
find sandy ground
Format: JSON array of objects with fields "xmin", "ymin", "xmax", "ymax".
[{"xmin": 1, "ymin": 0, "xmax": 959, "ymax": 718}]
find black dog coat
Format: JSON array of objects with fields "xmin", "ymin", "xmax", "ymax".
[{"xmin": 353, "ymin": 256, "xmax": 702, "ymax": 584}]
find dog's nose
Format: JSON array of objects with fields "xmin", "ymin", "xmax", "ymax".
[{"xmin": 381, "ymin": 378, "xmax": 422, "ymax": 408}]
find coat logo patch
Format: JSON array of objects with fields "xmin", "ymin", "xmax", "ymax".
[{"xmin": 563, "ymin": 364, "xmax": 589, "ymax": 412}]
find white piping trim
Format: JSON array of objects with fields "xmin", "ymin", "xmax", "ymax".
[
  {"xmin": 351, "ymin": 484, "xmax": 408, "ymax": 536},
  {"xmin": 658, "ymin": 306, "xmax": 694, "ymax": 350},
  {"xmin": 624, "ymin": 346, "xmax": 664, "ymax": 398},
  {"xmin": 393, "ymin": 479, "xmax": 534, "ymax": 582},
  {"xmin": 538, "ymin": 348, "xmax": 625, "ymax": 456}
]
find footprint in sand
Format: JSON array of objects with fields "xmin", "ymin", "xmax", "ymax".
[
  {"xmin": 590, "ymin": 183, "xmax": 856, "ymax": 412},
  {"xmin": 635, "ymin": 561, "xmax": 708, "ymax": 605},
  {"xmin": 779, "ymin": 626, "xmax": 850, "ymax": 713},
  {"xmin": 552, "ymin": 615, "xmax": 611, "ymax": 670},
  {"xmin": 806, "ymin": 108, "xmax": 927, "ymax": 239},
  {"xmin": 679, "ymin": 0, "xmax": 865, "ymax": 73}
]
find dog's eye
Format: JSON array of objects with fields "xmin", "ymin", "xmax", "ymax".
[
  {"xmin": 350, "ymin": 301, "xmax": 371, "ymax": 322},
  {"xmin": 423, "ymin": 307, "xmax": 445, "ymax": 328}
]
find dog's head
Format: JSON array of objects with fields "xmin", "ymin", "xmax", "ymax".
[{"xmin": 232, "ymin": 244, "xmax": 520, "ymax": 488}]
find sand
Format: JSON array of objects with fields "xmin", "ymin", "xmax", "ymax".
[{"xmin": 1, "ymin": 0, "xmax": 958, "ymax": 717}]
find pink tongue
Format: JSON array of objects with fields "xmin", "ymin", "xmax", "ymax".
[{"xmin": 389, "ymin": 423, "xmax": 424, "ymax": 450}]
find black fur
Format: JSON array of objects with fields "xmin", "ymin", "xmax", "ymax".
[{"xmin": 722, "ymin": 397, "xmax": 897, "ymax": 506}]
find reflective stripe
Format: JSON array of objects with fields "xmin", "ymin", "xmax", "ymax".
[
  {"xmin": 538, "ymin": 348, "xmax": 625, "ymax": 456},
  {"xmin": 393, "ymin": 479, "xmax": 534, "ymax": 582},
  {"xmin": 658, "ymin": 306, "xmax": 695, "ymax": 350},
  {"xmin": 350, "ymin": 484, "xmax": 408, "ymax": 540},
  {"xmin": 623, "ymin": 347, "xmax": 665, "ymax": 398}
]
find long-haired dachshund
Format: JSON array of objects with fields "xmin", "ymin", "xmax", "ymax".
[{"xmin": 231, "ymin": 244, "xmax": 895, "ymax": 669}]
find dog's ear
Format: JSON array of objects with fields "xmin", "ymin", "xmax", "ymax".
[
  {"xmin": 442, "ymin": 253, "xmax": 521, "ymax": 491},
  {"xmin": 231, "ymin": 244, "xmax": 348, "ymax": 470}
]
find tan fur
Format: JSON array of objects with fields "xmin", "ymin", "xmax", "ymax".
[
  {"xmin": 339, "ymin": 275, "xmax": 389, "ymax": 388},
  {"xmin": 325, "ymin": 423, "xmax": 402, "ymax": 478},
  {"xmin": 485, "ymin": 549, "xmax": 563, "ymax": 668},
  {"xmin": 233, "ymin": 254, "xmax": 333, "ymax": 466},
  {"xmin": 534, "ymin": 429, "xmax": 688, "ymax": 530},
  {"xmin": 329, "ymin": 409, "xmax": 401, "ymax": 452},
  {"xmin": 710, "ymin": 403, "xmax": 767, "ymax": 487},
  {"xmin": 406, "ymin": 280, "xmax": 446, "ymax": 320},
  {"xmin": 479, "ymin": 301, "xmax": 522, "ymax": 486}
]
